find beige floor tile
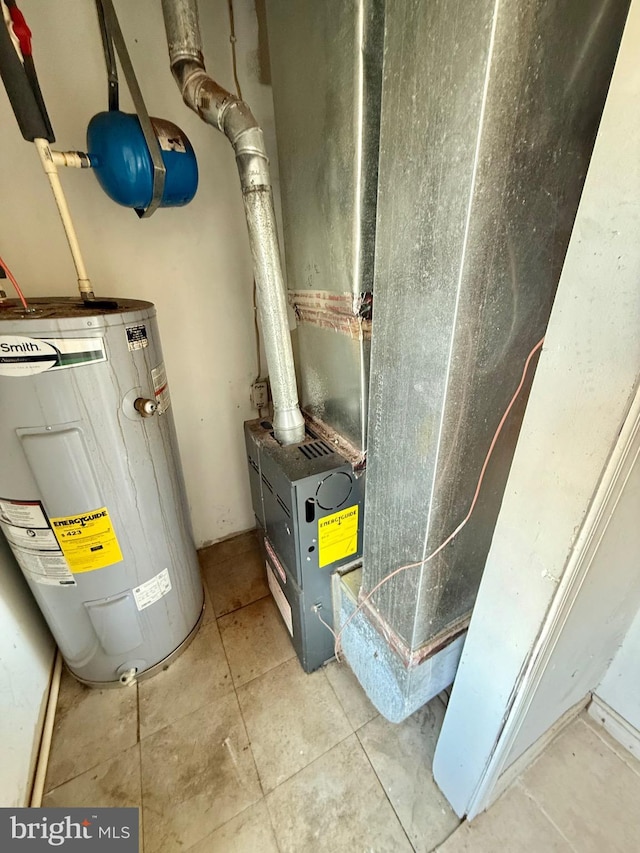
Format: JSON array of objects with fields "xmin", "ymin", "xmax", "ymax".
[
  {"xmin": 266, "ymin": 734, "xmax": 413, "ymax": 852},
  {"xmin": 141, "ymin": 693, "xmax": 262, "ymax": 853},
  {"xmin": 185, "ymin": 800, "xmax": 279, "ymax": 853},
  {"xmin": 237, "ymin": 657, "xmax": 352, "ymax": 793},
  {"xmin": 521, "ymin": 717, "xmax": 640, "ymax": 853},
  {"xmin": 45, "ymin": 669, "xmax": 138, "ymax": 791},
  {"xmin": 358, "ymin": 699, "xmax": 460, "ymax": 851},
  {"xmin": 43, "ymin": 743, "xmax": 141, "ymax": 809},
  {"xmin": 198, "ymin": 531, "xmax": 258, "ymax": 569},
  {"xmin": 583, "ymin": 709, "xmax": 640, "ymax": 777},
  {"xmin": 204, "ymin": 547, "xmax": 269, "ymax": 617},
  {"xmin": 437, "ymin": 785, "xmax": 572, "ymax": 853},
  {"xmin": 324, "ymin": 659, "xmax": 378, "ymax": 730},
  {"xmin": 218, "ymin": 596, "xmax": 295, "ymax": 687},
  {"xmin": 139, "ymin": 619, "xmax": 232, "ymax": 738}
]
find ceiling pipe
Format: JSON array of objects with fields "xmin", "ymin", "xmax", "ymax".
[{"xmin": 161, "ymin": 0, "xmax": 304, "ymax": 446}]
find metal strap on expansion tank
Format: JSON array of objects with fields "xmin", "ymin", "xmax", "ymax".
[
  {"xmin": 95, "ymin": 0, "xmax": 119, "ymax": 112},
  {"xmin": 98, "ymin": 0, "xmax": 166, "ymax": 218}
]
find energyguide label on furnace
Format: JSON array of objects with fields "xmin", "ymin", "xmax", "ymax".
[
  {"xmin": 318, "ymin": 505, "xmax": 359, "ymax": 568},
  {"xmin": 0, "ymin": 497, "xmax": 75, "ymax": 586},
  {"xmin": 51, "ymin": 507, "xmax": 123, "ymax": 573}
]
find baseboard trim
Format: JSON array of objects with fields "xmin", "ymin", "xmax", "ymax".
[
  {"xmin": 589, "ymin": 695, "xmax": 640, "ymax": 763},
  {"xmin": 28, "ymin": 652, "xmax": 62, "ymax": 807},
  {"xmin": 483, "ymin": 695, "xmax": 590, "ymax": 813}
]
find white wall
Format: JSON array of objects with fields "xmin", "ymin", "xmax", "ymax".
[
  {"xmin": 504, "ymin": 428, "xmax": 640, "ymax": 766},
  {"xmin": 597, "ymin": 606, "xmax": 640, "ymax": 733},
  {"xmin": 433, "ymin": 0, "xmax": 640, "ymax": 818},
  {"xmin": 0, "ymin": 0, "xmax": 283, "ymax": 546},
  {"xmin": 0, "ymin": 537, "xmax": 54, "ymax": 806}
]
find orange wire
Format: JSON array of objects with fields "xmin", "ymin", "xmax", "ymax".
[
  {"xmin": 334, "ymin": 336, "xmax": 546, "ymax": 659},
  {"xmin": 0, "ymin": 254, "xmax": 29, "ymax": 310}
]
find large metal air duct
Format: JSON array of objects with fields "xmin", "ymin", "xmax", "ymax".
[
  {"xmin": 161, "ymin": 0, "xmax": 304, "ymax": 446},
  {"xmin": 340, "ymin": 0, "xmax": 631, "ymax": 722}
]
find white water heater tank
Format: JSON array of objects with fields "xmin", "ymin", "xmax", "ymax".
[{"xmin": 0, "ymin": 297, "xmax": 203, "ymax": 686}]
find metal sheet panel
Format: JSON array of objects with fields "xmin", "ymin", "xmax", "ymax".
[
  {"xmin": 363, "ymin": 0, "xmax": 630, "ymax": 649},
  {"xmin": 266, "ymin": 0, "xmax": 384, "ymax": 449},
  {"xmin": 293, "ymin": 324, "xmax": 370, "ymax": 449}
]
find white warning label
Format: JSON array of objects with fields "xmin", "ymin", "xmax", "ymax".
[
  {"xmin": 2, "ymin": 524, "xmax": 59, "ymax": 551},
  {"xmin": 133, "ymin": 568, "xmax": 172, "ymax": 611},
  {"xmin": 0, "ymin": 497, "xmax": 75, "ymax": 586},
  {"xmin": 151, "ymin": 362, "xmax": 171, "ymax": 414},
  {"xmin": 266, "ymin": 563, "xmax": 293, "ymax": 636},
  {"xmin": 12, "ymin": 550, "xmax": 75, "ymax": 586},
  {"xmin": 0, "ymin": 498, "xmax": 48, "ymax": 528}
]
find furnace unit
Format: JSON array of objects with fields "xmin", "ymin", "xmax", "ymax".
[{"xmin": 245, "ymin": 419, "xmax": 364, "ymax": 672}]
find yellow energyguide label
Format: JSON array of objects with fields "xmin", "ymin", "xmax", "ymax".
[
  {"xmin": 51, "ymin": 507, "xmax": 123, "ymax": 573},
  {"xmin": 318, "ymin": 505, "xmax": 359, "ymax": 568}
]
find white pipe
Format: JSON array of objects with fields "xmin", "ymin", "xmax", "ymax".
[
  {"xmin": 30, "ymin": 651, "xmax": 62, "ymax": 807},
  {"xmin": 34, "ymin": 138, "xmax": 94, "ymax": 299}
]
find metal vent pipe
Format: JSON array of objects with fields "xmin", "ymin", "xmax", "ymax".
[{"xmin": 161, "ymin": 0, "xmax": 304, "ymax": 446}]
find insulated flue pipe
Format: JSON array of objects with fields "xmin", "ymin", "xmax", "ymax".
[{"xmin": 161, "ymin": 0, "xmax": 304, "ymax": 445}]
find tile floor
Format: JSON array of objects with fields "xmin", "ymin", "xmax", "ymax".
[
  {"xmin": 439, "ymin": 713, "xmax": 640, "ymax": 852},
  {"xmin": 42, "ymin": 531, "xmax": 459, "ymax": 852},
  {"xmin": 41, "ymin": 530, "xmax": 640, "ymax": 852}
]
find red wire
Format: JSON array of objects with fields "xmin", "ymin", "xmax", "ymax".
[
  {"xmin": 334, "ymin": 336, "xmax": 546, "ymax": 659},
  {"xmin": 0, "ymin": 254, "xmax": 29, "ymax": 310}
]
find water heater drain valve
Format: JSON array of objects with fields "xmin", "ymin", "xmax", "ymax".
[{"xmin": 118, "ymin": 667, "xmax": 138, "ymax": 687}]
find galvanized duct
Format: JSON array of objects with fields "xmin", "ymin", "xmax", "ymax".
[
  {"xmin": 339, "ymin": 0, "xmax": 631, "ymax": 722},
  {"xmin": 161, "ymin": 0, "xmax": 304, "ymax": 446},
  {"xmin": 265, "ymin": 0, "xmax": 384, "ymax": 452}
]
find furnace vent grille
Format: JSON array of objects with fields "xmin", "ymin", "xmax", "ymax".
[{"xmin": 299, "ymin": 440, "xmax": 333, "ymax": 460}]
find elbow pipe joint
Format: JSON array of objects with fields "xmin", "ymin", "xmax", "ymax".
[
  {"xmin": 177, "ymin": 67, "xmax": 262, "ymax": 148},
  {"xmin": 162, "ymin": 0, "xmax": 304, "ymax": 447}
]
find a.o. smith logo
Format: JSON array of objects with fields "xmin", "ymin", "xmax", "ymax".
[
  {"xmin": 0, "ymin": 335, "xmax": 106, "ymax": 377},
  {"xmin": 1, "ymin": 808, "xmax": 138, "ymax": 850},
  {"xmin": 0, "ymin": 341, "xmax": 44, "ymax": 353}
]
